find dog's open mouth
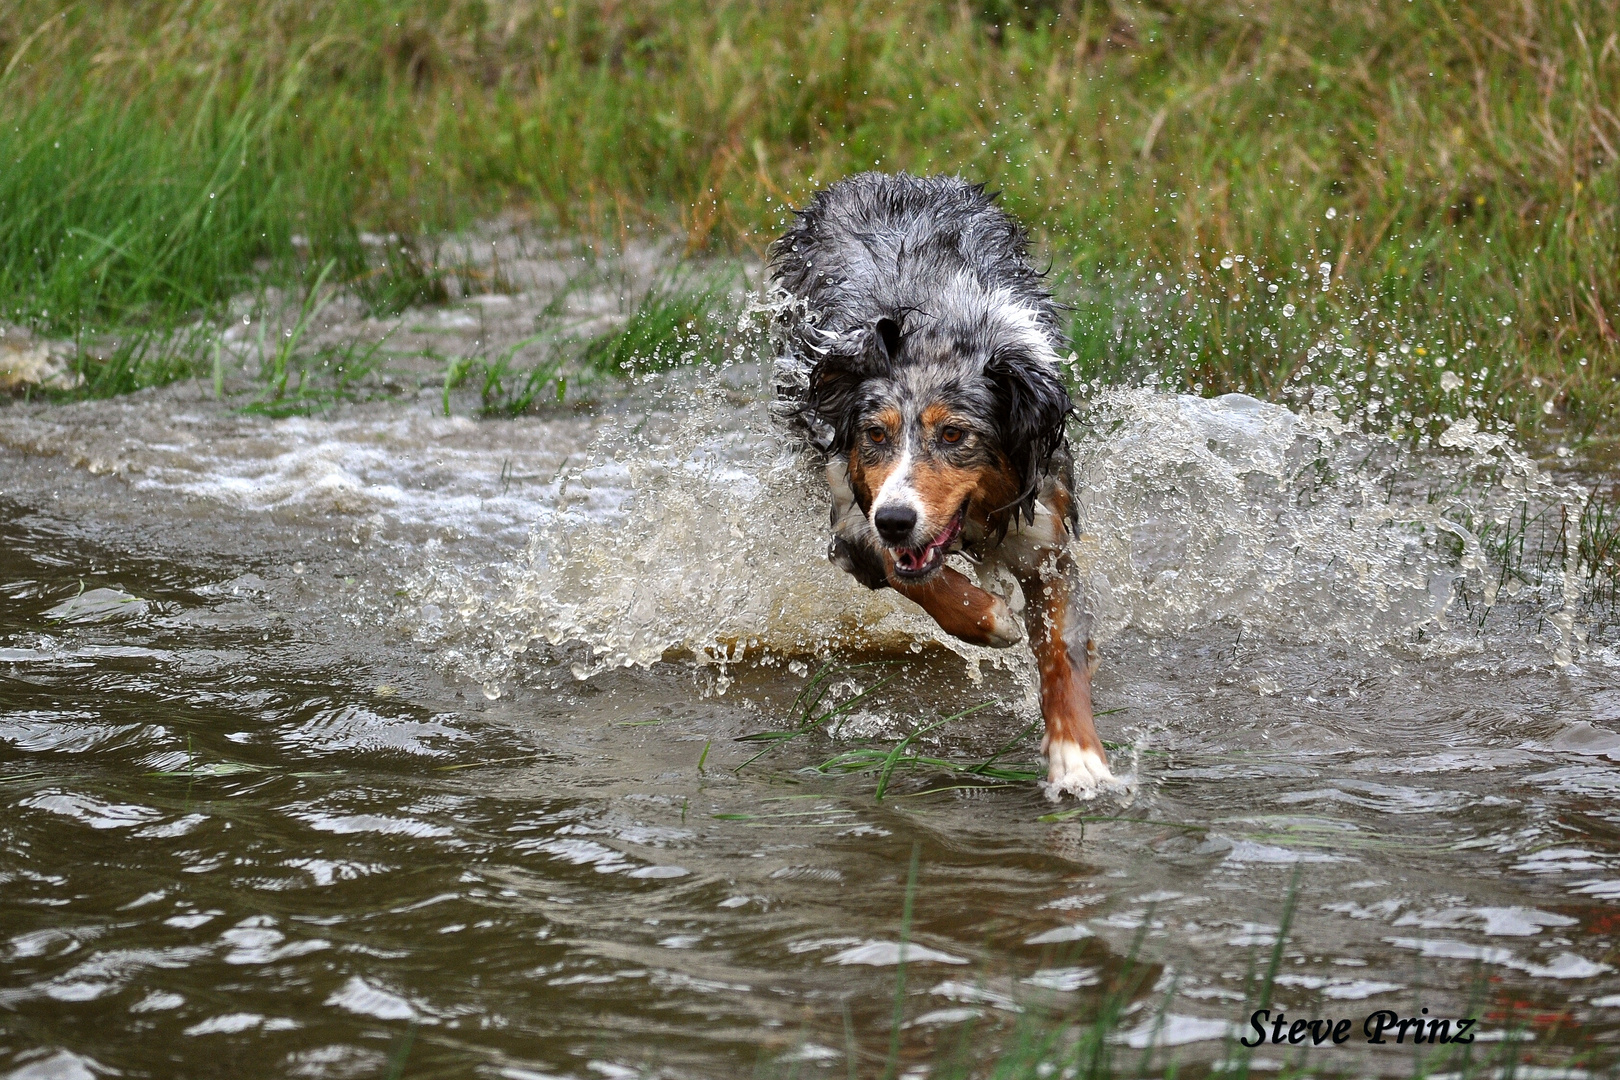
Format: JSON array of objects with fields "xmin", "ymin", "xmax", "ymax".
[{"xmin": 888, "ymin": 510, "xmax": 964, "ymax": 580}]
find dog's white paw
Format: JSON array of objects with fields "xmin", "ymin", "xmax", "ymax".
[
  {"xmin": 1040, "ymin": 738, "xmax": 1119, "ymax": 801},
  {"xmin": 983, "ymin": 598, "xmax": 1024, "ymax": 648}
]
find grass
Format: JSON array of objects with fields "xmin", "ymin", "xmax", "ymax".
[
  {"xmin": 582, "ymin": 268, "xmax": 740, "ymax": 375},
  {"xmin": 1440, "ymin": 467, "xmax": 1620, "ymax": 636},
  {"xmin": 1582, "ymin": 485, "xmax": 1620, "ymax": 607},
  {"xmin": 801, "ymin": 863, "xmax": 1593, "ymax": 1079},
  {"xmin": 731, "ymin": 663, "xmax": 1154, "ymax": 797},
  {"xmin": 353, "ymin": 238, "xmax": 454, "ymax": 318},
  {"xmin": 65, "ymin": 324, "xmax": 214, "ymax": 400},
  {"xmin": 442, "ymin": 333, "xmax": 566, "ymax": 417},
  {"xmin": 733, "ymin": 660, "xmax": 903, "ymax": 771},
  {"xmin": 0, "ymin": 0, "xmax": 1616, "ymax": 440},
  {"xmin": 434, "ymin": 264, "xmax": 743, "ymax": 415},
  {"xmin": 239, "ymin": 333, "xmax": 396, "ymax": 418}
]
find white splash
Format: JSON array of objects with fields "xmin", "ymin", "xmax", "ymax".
[{"xmin": 407, "ymin": 379, "xmax": 1592, "ymax": 697}]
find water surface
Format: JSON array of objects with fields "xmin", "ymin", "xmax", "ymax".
[{"xmin": 3, "ymin": 370, "xmax": 1620, "ymax": 1078}]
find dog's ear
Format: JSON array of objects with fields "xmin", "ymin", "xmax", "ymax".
[
  {"xmin": 800, "ymin": 317, "xmax": 903, "ymax": 453},
  {"xmin": 985, "ymin": 346, "xmax": 1073, "ymax": 521},
  {"xmin": 805, "ymin": 341, "xmax": 875, "ymax": 454},
  {"xmin": 804, "ymin": 317, "xmax": 902, "ymax": 450}
]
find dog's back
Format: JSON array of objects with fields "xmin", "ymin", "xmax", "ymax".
[
  {"xmin": 771, "ymin": 172, "xmax": 1059, "ymax": 338},
  {"xmin": 770, "ymin": 173, "xmax": 1066, "ymax": 450}
]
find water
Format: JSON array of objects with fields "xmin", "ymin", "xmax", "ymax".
[{"xmin": 4, "ymin": 362, "xmax": 1620, "ymax": 1078}]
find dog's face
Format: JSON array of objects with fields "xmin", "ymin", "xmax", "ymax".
[
  {"xmin": 847, "ymin": 370, "xmax": 1018, "ymax": 580},
  {"xmin": 823, "ymin": 317, "xmax": 1072, "ymax": 583}
]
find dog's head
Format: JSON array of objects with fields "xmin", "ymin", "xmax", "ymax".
[{"xmin": 806, "ymin": 311, "xmax": 1072, "ymax": 582}]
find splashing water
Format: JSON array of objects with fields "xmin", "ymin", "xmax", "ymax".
[
  {"xmin": 1075, "ymin": 391, "xmax": 1584, "ymax": 658},
  {"xmin": 407, "ymin": 367, "xmax": 1593, "ymax": 701},
  {"xmin": 409, "ymin": 377, "xmax": 1000, "ymax": 699}
]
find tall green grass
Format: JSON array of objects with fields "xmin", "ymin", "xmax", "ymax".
[{"xmin": 1, "ymin": 0, "xmax": 1616, "ymax": 437}]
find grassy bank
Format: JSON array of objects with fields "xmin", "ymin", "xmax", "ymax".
[{"xmin": 1, "ymin": 0, "xmax": 1617, "ymax": 439}]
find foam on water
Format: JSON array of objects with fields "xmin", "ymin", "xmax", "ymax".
[{"xmin": 0, "ymin": 399, "xmax": 591, "ymax": 548}]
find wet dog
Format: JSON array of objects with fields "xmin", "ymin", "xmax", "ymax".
[{"xmin": 769, "ymin": 172, "xmax": 1116, "ymax": 797}]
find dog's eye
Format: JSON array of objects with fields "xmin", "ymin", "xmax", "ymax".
[
  {"xmin": 867, "ymin": 428, "xmax": 887, "ymax": 445},
  {"xmin": 940, "ymin": 426, "xmax": 964, "ymax": 444}
]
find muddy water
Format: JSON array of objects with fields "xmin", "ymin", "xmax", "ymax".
[{"xmin": 4, "ymin": 360, "xmax": 1620, "ymax": 1079}]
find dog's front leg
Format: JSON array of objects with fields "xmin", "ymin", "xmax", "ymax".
[
  {"xmin": 887, "ymin": 564, "xmax": 1023, "ymax": 648},
  {"xmin": 1014, "ymin": 551, "xmax": 1115, "ymax": 795},
  {"xmin": 825, "ymin": 461, "xmax": 1020, "ymax": 645}
]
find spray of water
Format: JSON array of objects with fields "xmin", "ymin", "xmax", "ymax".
[
  {"xmin": 406, "ymin": 371, "xmax": 1000, "ymax": 700},
  {"xmin": 405, "ymin": 357, "xmax": 1595, "ymax": 702}
]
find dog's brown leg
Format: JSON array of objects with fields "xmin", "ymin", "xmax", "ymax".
[
  {"xmin": 888, "ymin": 564, "xmax": 1023, "ymax": 648},
  {"xmin": 1011, "ymin": 551, "xmax": 1116, "ymax": 795}
]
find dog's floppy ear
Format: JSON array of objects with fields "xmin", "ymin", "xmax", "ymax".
[
  {"xmin": 801, "ymin": 319, "xmax": 886, "ymax": 452},
  {"xmin": 985, "ymin": 346, "xmax": 1073, "ymax": 522},
  {"xmin": 804, "ymin": 317, "xmax": 903, "ymax": 452}
]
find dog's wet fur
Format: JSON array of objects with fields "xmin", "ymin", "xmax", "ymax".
[{"xmin": 770, "ymin": 172, "xmax": 1119, "ymax": 797}]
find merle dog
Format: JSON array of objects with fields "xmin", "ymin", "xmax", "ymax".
[{"xmin": 770, "ymin": 172, "xmax": 1116, "ymax": 796}]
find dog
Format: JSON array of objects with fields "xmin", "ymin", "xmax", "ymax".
[{"xmin": 769, "ymin": 172, "xmax": 1117, "ymax": 797}]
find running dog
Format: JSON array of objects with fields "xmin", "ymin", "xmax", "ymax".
[{"xmin": 769, "ymin": 172, "xmax": 1117, "ymax": 797}]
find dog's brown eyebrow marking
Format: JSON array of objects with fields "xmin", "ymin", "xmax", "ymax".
[
  {"xmin": 919, "ymin": 402, "xmax": 956, "ymax": 430},
  {"xmin": 871, "ymin": 407, "xmax": 902, "ymax": 433}
]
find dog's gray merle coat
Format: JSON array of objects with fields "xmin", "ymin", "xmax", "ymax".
[{"xmin": 770, "ymin": 172, "xmax": 1075, "ymax": 531}]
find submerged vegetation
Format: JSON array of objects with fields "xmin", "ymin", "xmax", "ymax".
[
  {"xmin": 0, "ymin": 0, "xmax": 1616, "ymax": 439},
  {"xmin": 822, "ymin": 872, "xmax": 1574, "ymax": 1080}
]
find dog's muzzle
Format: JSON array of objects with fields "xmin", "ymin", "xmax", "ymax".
[{"xmin": 886, "ymin": 509, "xmax": 964, "ymax": 580}]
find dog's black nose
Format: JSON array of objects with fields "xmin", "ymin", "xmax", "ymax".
[{"xmin": 873, "ymin": 505, "xmax": 917, "ymax": 544}]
